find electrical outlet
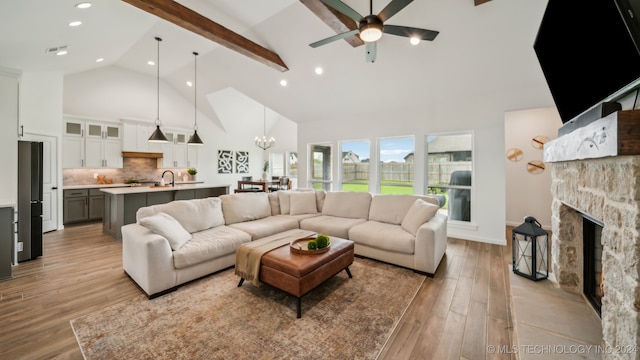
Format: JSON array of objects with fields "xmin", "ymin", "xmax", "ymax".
[
  {"xmin": 177, "ymin": 171, "xmax": 181, "ymax": 176},
  {"xmin": 17, "ymin": 242, "xmax": 23, "ymax": 252},
  {"xmin": 93, "ymin": 173, "xmax": 98, "ymax": 179}
]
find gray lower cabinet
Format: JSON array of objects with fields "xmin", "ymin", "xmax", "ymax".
[
  {"xmin": 0, "ymin": 206, "xmax": 14, "ymax": 280},
  {"xmin": 64, "ymin": 188, "xmax": 108, "ymax": 224},
  {"xmin": 63, "ymin": 189, "xmax": 89, "ymax": 224},
  {"xmin": 89, "ymin": 189, "xmax": 104, "ymax": 220}
]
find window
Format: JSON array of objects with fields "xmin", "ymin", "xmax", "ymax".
[
  {"xmin": 269, "ymin": 152, "xmax": 285, "ymax": 177},
  {"xmin": 288, "ymin": 152, "xmax": 298, "ymax": 178},
  {"xmin": 378, "ymin": 137, "xmax": 414, "ymax": 194},
  {"xmin": 340, "ymin": 140, "xmax": 370, "ymax": 192},
  {"xmin": 426, "ymin": 133, "xmax": 473, "ymax": 222},
  {"xmin": 309, "ymin": 144, "xmax": 332, "ymax": 191}
]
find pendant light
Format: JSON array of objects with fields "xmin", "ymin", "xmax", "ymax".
[
  {"xmin": 148, "ymin": 36, "xmax": 168, "ymax": 143},
  {"xmin": 255, "ymin": 105, "xmax": 275, "ymax": 150},
  {"xmin": 188, "ymin": 51, "xmax": 204, "ymax": 145}
]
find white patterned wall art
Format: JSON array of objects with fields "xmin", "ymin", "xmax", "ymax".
[
  {"xmin": 218, "ymin": 150, "xmax": 233, "ymax": 174},
  {"xmin": 235, "ymin": 151, "xmax": 249, "ymax": 173}
]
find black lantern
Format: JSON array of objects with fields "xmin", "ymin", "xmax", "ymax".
[{"xmin": 512, "ymin": 216, "xmax": 549, "ymax": 281}]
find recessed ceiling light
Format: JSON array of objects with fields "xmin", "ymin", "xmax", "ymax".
[
  {"xmin": 410, "ymin": 37, "xmax": 420, "ymax": 45},
  {"xmin": 186, "ymin": 81, "xmax": 193, "ymax": 87},
  {"xmin": 280, "ymin": 79, "xmax": 287, "ymax": 87},
  {"xmin": 69, "ymin": 21, "xmax": 82, "ymax": 27},
  {"xmin": 76, "ymin": 2, "xmax": 92, "ymax": 9},
  {"xmin": 147, "ymin": 60, "xmax": 155, "ymax": 66},
  {"xmin": 56, "ymin": 50, "xmax": 68, "ymax": 56},
  {"xmin": 96, "ymin": 58, "xmax": 104, "ymax": 62},
  {"xmin": 315, "ymin": 67, "xmax": 323, "ymax": 75}
]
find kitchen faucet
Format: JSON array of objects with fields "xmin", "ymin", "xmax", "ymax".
[{"xmin": 162, "ymin": 170, "xmax": 175, "ymax": 187}]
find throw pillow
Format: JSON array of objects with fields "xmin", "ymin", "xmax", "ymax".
[
  {"xmin": 278, "ymin": 191, "xmax": 292, "ymax": 214},
  {"xmin": 289, "ymin": 191, "xmax": 318, "ymax": 215},
  {"xmin": 139, "ymin": 212, "xmax": 192, "ymax": 251},
  {"xmin": 267, "ymin": 192, "xmax": 281, "ymax": 215},
  {"xmin": 401, "ymin": 199, "xmax": 439, "ymax": 235}
]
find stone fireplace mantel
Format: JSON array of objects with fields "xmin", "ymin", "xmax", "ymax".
[{"xmin": 545, "ymin": 110, "xmax": 640, "ymax": 359}]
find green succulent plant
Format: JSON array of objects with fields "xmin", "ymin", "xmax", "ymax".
[
  {"xmin": 307, "ymin": 240, "xmax": 318, "ymax": 250},
  {"xmin": 316, "ymin": 234, "xmax": 330, "ymax": 249}
]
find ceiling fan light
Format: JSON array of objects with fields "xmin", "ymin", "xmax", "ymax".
[
  {"xmin": 360, "ymin": 23, "xmax": 383, "ymax": 42},
  {"xmin": 410, "ymin": 37, "xmax": 420, "ymax": 45}
]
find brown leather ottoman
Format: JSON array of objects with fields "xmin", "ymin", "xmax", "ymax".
[{"xmin": 241, "ymin": 236, "xmax": 354, "ymax": 318}]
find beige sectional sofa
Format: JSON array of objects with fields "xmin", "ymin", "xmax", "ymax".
[{"xmin": 121, "ymin": 190, "xmax": 447, "ymax": 298}]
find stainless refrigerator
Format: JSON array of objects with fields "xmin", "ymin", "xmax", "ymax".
[{"xmin": 18, "ymin": 141, "xmax": 43, "ymax": 262}]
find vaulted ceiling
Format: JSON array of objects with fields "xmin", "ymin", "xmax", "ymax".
[{"xmin": 0, "ymin": 0, "xmax": 547, "ymax": 125}]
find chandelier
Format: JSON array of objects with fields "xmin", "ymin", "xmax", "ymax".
[{"xmin": 255, "ymin": 105, "xmax": 275, "ymax": 150}]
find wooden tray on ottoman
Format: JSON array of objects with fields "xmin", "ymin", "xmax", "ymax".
[{"xmin": 290, "ymin": 237, "xmax": 331, "ymax": 255}]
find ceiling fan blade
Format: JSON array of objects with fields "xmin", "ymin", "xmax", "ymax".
[
  {"xmin": 365, "ymin": 41, "xmax": 377, "ymax": 63},
  {"xmin": 378, "ymin": 0, "xmax": 413, "ymax": 22},
  {"xmin": 309, "ymin": 29, "xmax": 360, "ymax": 48},
  {"xmin": 320, "ymin": 0, "xmax": 363, "ymax": 23},
  {"xmin": 383, "ymin": 25, "xmax": 439, "ymax": 41}
]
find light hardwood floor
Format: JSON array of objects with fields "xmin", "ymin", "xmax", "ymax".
[{"xmin": 0, "ymin": 223, "xmax": 515, "ymax": 360}]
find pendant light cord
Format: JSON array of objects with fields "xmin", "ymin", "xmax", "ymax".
[
  {"xmin": 155, "ymin": 37, "xmax": 161, "ymax": 126},
  {"xmin": 193, "ymin": 52, "xmax": 198, "ymax": 130}
]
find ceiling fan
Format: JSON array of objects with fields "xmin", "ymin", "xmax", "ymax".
[{"xmin": 309, "ymin": 0, "xmax": 439, "ymax": 62}]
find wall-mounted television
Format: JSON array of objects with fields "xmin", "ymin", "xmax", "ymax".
[{"xmin": 534, "ymin": 0, "xmax": 640, "ymax": 124}]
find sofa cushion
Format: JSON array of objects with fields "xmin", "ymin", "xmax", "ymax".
[
  {"xmin": 321, "ymin": 192, "xmax": 372, "ymax": 219},
  {"xmin": 277, "ymin": 189, "xmax": 316, "ymax": 215},
  {"xmin": 220, "ymin": 192, "xmax": 271, "ymax": 225},
  {"xmin": 229, "ymin": 216, "xmax": 299, "ymax": 240},
  {"xmin": 401, "ymin": 199, "xmax": 440, "ymax": 235},
  {"xmin": 173, "ymin": 225, "xmax": 251, "ymax": 269},
  {"xmin": 349, "ymin": 221, "xmax": 415, "ymax": 254},
  {"xmin": 315, "ymin": 190, "xmax": 327, "ymax": 212},
  {"xmin": 300, "ymin": 215, "xmax": 366, "ymax": 239},
  {"xmin": 139, "ymin": 212, "xmax": 192, "ymax": 251},
  {"xmin": 267, "ymin": 192, "xmax": 281, "ymax": 215},
  {"xmin": 369, "ymin": 195, "xmax": 439, "ymax": 225},
  {"xmin": 136, "ymin": 197, "xmax": 225, "ymax": 233},
  {"xmin": 289, "ymin": 191, "xmax": 318, "ymax": 215}
]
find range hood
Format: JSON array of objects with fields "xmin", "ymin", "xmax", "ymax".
[{"xmin": 122, "ymin": 151, "xmax": 163, "ymax": 158}]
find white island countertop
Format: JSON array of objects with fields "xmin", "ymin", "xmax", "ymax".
[{"xmin": 100, "ymin": 183, "xmax": 230, "ymax": 195}]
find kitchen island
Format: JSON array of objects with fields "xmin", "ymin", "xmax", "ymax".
[{"xmin": 101, "ymin": 183, "xmax": 229, "ymax": 240}]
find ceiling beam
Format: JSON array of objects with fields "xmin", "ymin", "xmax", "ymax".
[
  {"xmin": 300, "ymin": 0, "xmax": 364, "ymax": 48},
  {"xmin": 122, "ymin": 0, "xmax": 289, "ymax": 72}
]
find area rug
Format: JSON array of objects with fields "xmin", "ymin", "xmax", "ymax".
[{"xmin": 70, "ymin": 257, "xmax": 425, "ymax": 360}]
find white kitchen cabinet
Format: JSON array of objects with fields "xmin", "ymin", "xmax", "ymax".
[
  {"xmin": 161, "ymin": 130, "xmax": 189, "ymax": 168},
  {"xmin": 84, "ymin": 122, "xmax": 122, "ymax": 168},
  {"xmin": 62, "ymin": 117, "xmax": 122, "ymax": 169},
  {"xmin": 62, "ymin": 136, "xmax": 84, "ymax": 168},
  {"xmin": 63, "ymin": 119, "xmax": 85, "ymax": 168},
  {"xmin": 121, "ymin": 119, "xmax": 162, "ymax": 153},
  {"xmin": 187, "ymin": 145, "xmax": 199, "ymax": 168}
]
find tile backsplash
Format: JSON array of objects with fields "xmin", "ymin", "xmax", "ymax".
[{"xmin": 63, "ymin": 158, "xmax": 193, "ymax": 185}]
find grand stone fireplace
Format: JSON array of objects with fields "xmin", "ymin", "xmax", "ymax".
[{"xmin": 546, "ymin": 110, "xmax": 640, "ymax": 358}]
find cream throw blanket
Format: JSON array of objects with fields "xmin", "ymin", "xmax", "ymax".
[{"xmin": 235, "ymin": 229, "xmax": 316, "ymax": 286}]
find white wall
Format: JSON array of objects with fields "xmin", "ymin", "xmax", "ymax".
[
  {"xmin": 0, "ymin": 68, "xmax": 20, "ymax": 206},
  {"xmin": 504, "ymin": 107, "xmax": 562, "ymax": 230},
  {"xmin": 298, "ymin": 84, "xmax": 555, "ymax": 245}
]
